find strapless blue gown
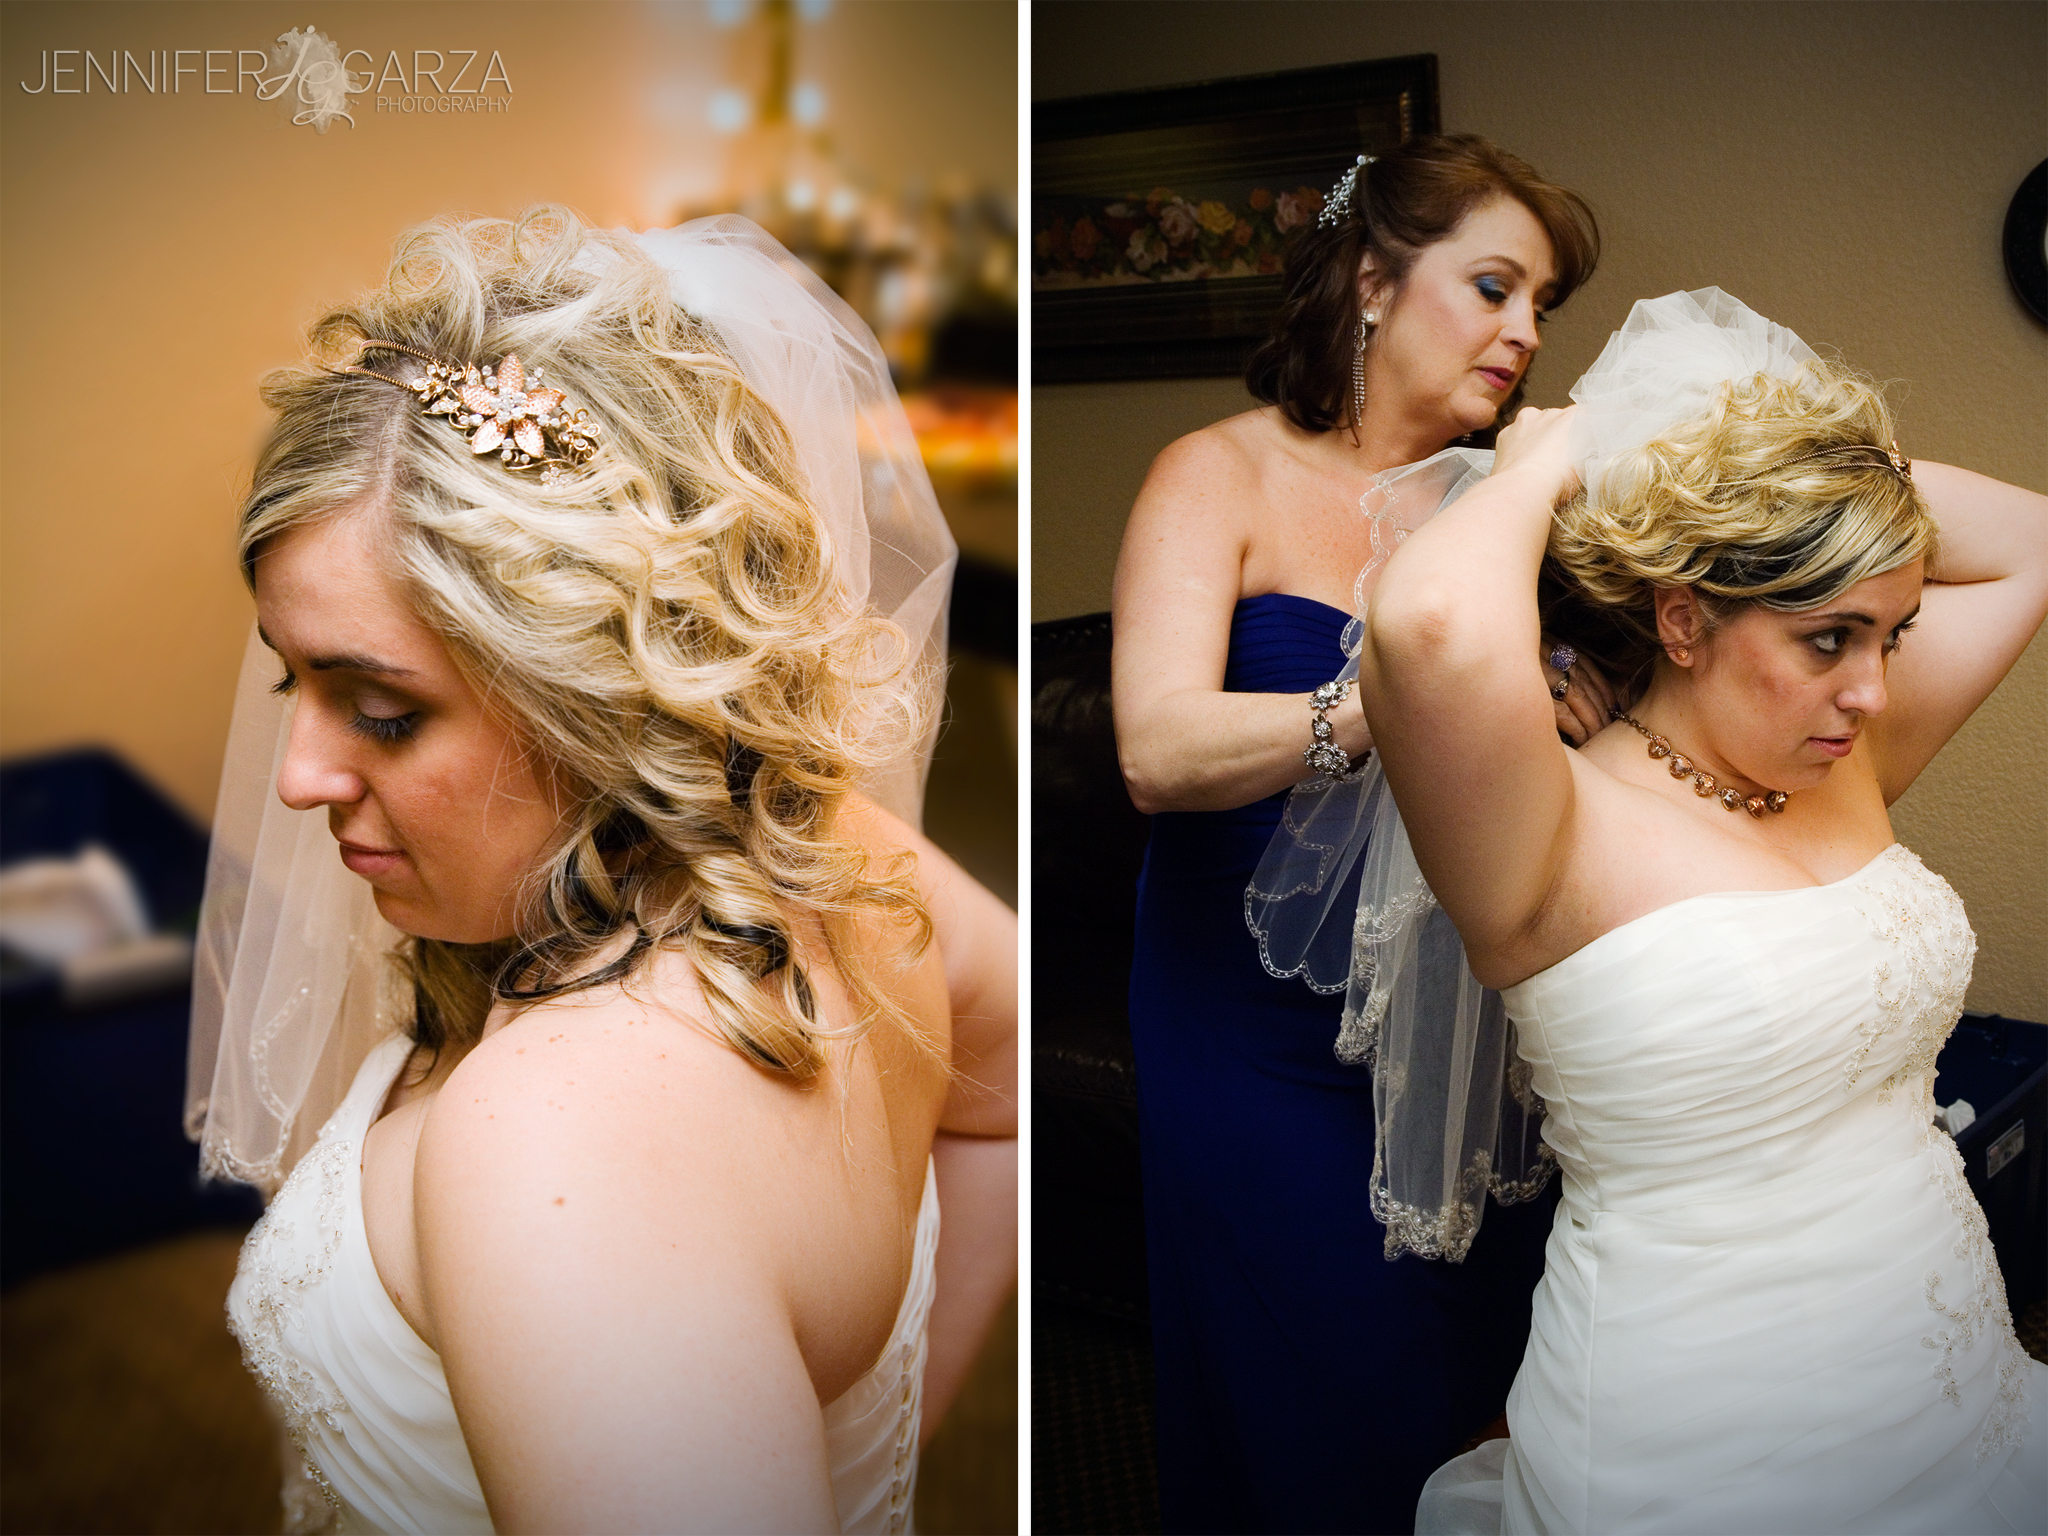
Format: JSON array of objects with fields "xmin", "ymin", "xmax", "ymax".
[{"xmin": 1128, "ymin": 593, "xmax": 1556, "ymax": 1535}]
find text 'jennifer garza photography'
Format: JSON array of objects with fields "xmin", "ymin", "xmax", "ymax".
[{"xmin": 16, "ymin": 28, "xmax": 513, "ymax": 132}]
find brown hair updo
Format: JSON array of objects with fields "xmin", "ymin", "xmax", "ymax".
[{"xmin": 1246, "ymin": 133, "xmax": 1601, "ymax": 435}]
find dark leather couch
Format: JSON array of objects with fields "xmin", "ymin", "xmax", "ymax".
[{"xmin": 1031, "ymin": 612, "xmax": 1151, "ymax": 1318}]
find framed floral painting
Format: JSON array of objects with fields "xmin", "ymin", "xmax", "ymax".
[{"xmin": 1033, "ymin": 55, "xmax": 1439, "ymax": 382}]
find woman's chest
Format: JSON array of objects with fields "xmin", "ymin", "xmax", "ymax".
[
  {"xmin": 1523, "ymin": 750, "xmax": 1901, "ymax": 981},
  {"xmin": 1516, "ymin": 846, "xmax": 1975, "ymax": 1127},
  {"xmin": 1235, "ymin": 475, "xmax": 1385, "ymax": 612}
]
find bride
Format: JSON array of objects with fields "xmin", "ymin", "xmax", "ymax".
[
  {"xmin": 185, "ymin": 209, "xmax": 1016, "ymax": 1533},
  {"xmin": 1324, "ymin": 290, "xmax": 2043, "ymax": 1532}
]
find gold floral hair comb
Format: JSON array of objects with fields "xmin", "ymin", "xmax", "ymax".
[{"xmin": 339, "ymin": 341, "xmax": 603, "ymax": 485}]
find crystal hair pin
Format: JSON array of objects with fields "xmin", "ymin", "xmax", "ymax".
[
  {"xmin": 340, "ymin": 341, "xmax": 603, "ymax": 485},
  {"xmin": 1318, "ymin": 154, "xmax": 1377, "ymax": 230}
]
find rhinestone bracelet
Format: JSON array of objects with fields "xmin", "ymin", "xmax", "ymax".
[{"xmin": 1304, "ymin": 679, "xmax": 1367, "ymax": 782}]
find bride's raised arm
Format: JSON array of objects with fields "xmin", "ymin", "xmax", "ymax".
[
  {"xmin": 1356, "ymin": 407, "xmax": 1584, "ymax": 981},
  {"xmin": 1870, "ymin": 461, "xmax": 2048, "ymax": 801}
]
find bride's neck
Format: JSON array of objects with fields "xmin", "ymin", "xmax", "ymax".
[{"xmin": 1621, "ymin": 672, "xmax": 1772, "ymax": 795}]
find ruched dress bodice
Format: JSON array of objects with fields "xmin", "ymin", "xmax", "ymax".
[
  {"xmin": 227, "ymin": 1033, "xmax": 940, "ymax": 1535},
  {"xmin": 1421, "ymin": 843, "xmax": 2043, "ymax": 1534},
  {"xmin": 1129, "ymin": 593, "xmax": 1557, "ymax": 1534}
]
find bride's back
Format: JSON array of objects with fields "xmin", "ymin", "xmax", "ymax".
[
  {"xmin": 239, "ymin": 807, "xmax": 953, "ymax": 1533},
  {"xmin": 362, "ymin": 799, "xmax": 952, "ymax": 1409}
]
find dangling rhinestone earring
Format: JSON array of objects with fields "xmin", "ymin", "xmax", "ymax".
[{"xmin": 1353, "ymin": 310, "xmax": 1375, "ymax": 429}]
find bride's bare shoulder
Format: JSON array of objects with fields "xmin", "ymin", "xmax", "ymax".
[
  {"xmin": 418, "ymin": 960, "xmax": 794, "ymax": 1208},
  {"xmin": 407, "ymin": 968, "xmax": 844, "ymax": 1532}
]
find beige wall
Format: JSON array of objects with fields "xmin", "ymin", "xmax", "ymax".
[
  {"xmin": 0, "ymin": 0, "xmax": 1015, "ymax": 822},
  {"xmin": 1032, "ymin": 1, "xmax": 2048, "ymax": 1019}
]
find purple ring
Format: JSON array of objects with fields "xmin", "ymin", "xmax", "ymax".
[{"xmin": 1548, "ymin": 644, "xmax": 1578, "ymax": 673}]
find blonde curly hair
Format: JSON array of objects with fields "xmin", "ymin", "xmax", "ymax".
[
  {"xmin": 239, "ymin": 207, "xmax": 934, "ymax": 1078},
  {"xmin": 1543, "ymin": 360, "xmax": 1936, "ymax": 680}
]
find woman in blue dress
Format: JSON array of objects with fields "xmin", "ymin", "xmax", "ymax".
[{"xmin": 1110, "ymin": 134, "xmax": 1607, "ymax": 1534}]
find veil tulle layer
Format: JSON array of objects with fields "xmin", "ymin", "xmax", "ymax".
[
  {"xmin": 1570, "ymin": 286, "xmax": 1820, "ymax": 503},
  {"xmin": 1249, "ymin": 288, "xmax": 1822, "ymax": 1260},
  {"xmin": 188, "ymin": 217, "xmax": 957, "ymax": 1193},
  {"xmin": 1245, "ymin": 449, "xmax": 1552, "ymax": 1262}
]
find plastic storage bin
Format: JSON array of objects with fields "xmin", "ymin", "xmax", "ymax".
[
  {"xmin": 1, "ymin": 748, "xmax": 260, "ymax": 1288},
  {"xmin": 1934, "ymin": 1011, "xmax": 2047, "ymax": 1311}
]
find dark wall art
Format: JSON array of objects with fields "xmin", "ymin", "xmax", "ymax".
[{"xmin": 1033, "ymin": 54, "xmax": 1439, "ymax": 382}]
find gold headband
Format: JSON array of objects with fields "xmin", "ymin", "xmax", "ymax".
[
  {"xmin": 339, "ymin": 341, "xmax": 603, "ymax": 485},
  {"xmin": 1791, "ymin": 439, "xmax": 1913, "ymax": 482}
]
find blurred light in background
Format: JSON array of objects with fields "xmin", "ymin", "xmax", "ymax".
[
  {"xmin": 653, "ymin": 0, "xmax": 1018, "ymax": 507},
  {"xmin": 707, "ymin": 87, "xmax": 751, "ymax": 134}
]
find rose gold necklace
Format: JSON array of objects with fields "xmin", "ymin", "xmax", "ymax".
[{"xmin": 1611, "ymin": 711, "xmax": 1789, "ymax": 819}]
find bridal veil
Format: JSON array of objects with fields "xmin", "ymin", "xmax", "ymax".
[{"xmin": 186, "ymin": 217, "xmax": 957, "ymax": 1194}]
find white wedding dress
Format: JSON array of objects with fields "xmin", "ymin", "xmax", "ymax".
[
  {"xmin": 226, "ymin": 1033, "xmax": 939, "ymax": 1535},
  {"xmin": 1418, "ymin": 844, "xmax": 2045, "ymax": 1535}
]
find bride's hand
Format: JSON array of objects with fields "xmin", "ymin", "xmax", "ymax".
[
  {"xmin": 1492, "ymin": 404, "xmax": 1583, "ymax": 503},
  {"xmin": 1543, "ymin": 641, "xmax": 1628, "ymax": 746}
]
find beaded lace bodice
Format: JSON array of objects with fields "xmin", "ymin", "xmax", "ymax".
[
  {"xmin": 1473, "ymin": 844, "xmax": 2039, "ymax": 1533},
  {"xmin": 227, "ymin": 1033, "xmax": 939, "ymax": 1535}
]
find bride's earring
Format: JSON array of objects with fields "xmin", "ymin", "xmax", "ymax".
[{"xmin": 1672, "ymin": 646, "xmax": 1691, "ymax": 664}]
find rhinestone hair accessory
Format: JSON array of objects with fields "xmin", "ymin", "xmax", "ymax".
[
  {"xmin": 1318, "ymin": 154, "xmax": 1377, "ymax": 230},
  {"xmin": 340, "ymin": 341, "xmax": 603, "ymax": 485}
]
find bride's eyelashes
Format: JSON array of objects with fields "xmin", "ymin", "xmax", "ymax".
[
  {"xmin": 271, "ymin": 668, "xmax": 423, "ymax": 744},
  {"xmin": 347, "ymin": 711, "xmax": 422, "ymax": 745},
  {"xmin": 1805, "ymin": 616, "xmax": 1916, "ymax": 659}
]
